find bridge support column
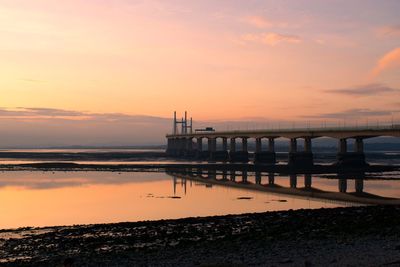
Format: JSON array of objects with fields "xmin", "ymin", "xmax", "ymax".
[
  {"xmin": 207, "ymin": 138, "xmax": 216, "ymax": 161},
  {"xmin": 184, "ymin": 138, "xmax": 195, "ymax": 157},
  {"xmin": 210, "ymin": 138, "xmax": 229, "ymax": 161},
  {"xmin": 242, "ymin": 138, "xmax": 248, "ymax": 152},
  {"xmin": 305, "ymin": 137, "xmax": 312, "ymax": 153},
  {"xmin": 288, "ymin": 138, "xmax": 313, "ymax": 167},
  {"xmin": 222, "ymin": 138, "xmax": 228, "ymax": 151},
  {"xmin": 255, "ymin": 138, "xmax": 276, "ymax": 164},
  {"xmin": 229, "ymin": 137, "xmax": 249, "ymax": 162},
  {"xmin": 290, "ymin": 138, "xmax": 297, "ymax": 153},
  {"xmin": 166, "ymin": 138, "xmax": 175, "ymax": 156},
  {"xmin": 339, "ymin": 138, "xmax": 347, "ymax": 153},
  {"xmin": 355, "ymin": 138, "xmax": 364, "ymax": 153},
  {"xmin": 196, "ymin": 137, "xmax": 207, "ymax": 159},
  {"xmin": 230, "ymin": 138, "xmax": 236, "ymax": 153},
  {"xmin": 176, "ymin": 138, "xmax": 184, "ymax": 157},
  {"xmin": 255, "ymin": 138, "xmax": 261, "ymax": 153},
  {"xmin": 336, "ymin": 138, "xmax": 367, "ymax": 167},
  {"xmin": 269, "ymin": 138, "xmax": 275, "ymax": 152}
]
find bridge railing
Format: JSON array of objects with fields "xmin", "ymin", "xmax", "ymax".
[{"xmin": 168, "ymin": 123, "xmax": 400, "ymax": 136}]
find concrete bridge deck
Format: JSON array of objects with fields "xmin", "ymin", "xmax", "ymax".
[
  {"xmin": 166, "ymin": 124, "xmax": 400, "ymax": 166},
  {"xmin": 167, "ymin": 125, "xmax": 400, "ymax": 139}
]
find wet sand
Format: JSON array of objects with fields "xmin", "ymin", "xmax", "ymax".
[{"xmin": 1, "ymin": 205, "xmax": 400, "ymax": 266}]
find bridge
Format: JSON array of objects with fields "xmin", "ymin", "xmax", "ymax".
[{"xmin": 166, "ymin": 112, "xmax": 400, "ymax": 166}]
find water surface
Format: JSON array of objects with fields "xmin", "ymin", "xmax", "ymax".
[{"xmin": 1, "ymin": 170, "xmax": 399, "ymax": 229}]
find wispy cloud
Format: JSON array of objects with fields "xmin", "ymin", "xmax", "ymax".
[
  {"xmin": 325, "ymin": 83, "xmax": 399, "ymax": 96},
  {"xmin": 371, "ymin": 47, "xmax": 400, "ymax": 77},
  {"xmin": 241, "ymin": 32, "xmax": 301, "ymax": 46},
  {"xmin": 376, "ymin": 25, "xmax": 400, "ymax": 37},
  {"xmin": 0, "ymin": 107, "xmax": 170, "ymax": 123},
  {"xmin": 19, "ymin": 78, "xmax": 45, "ymax": 83},
  {"xmin": 241, "ymin": 15, "xmax": 272, "ymax": 28}
]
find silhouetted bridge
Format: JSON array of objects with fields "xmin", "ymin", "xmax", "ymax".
[{"xmin": 166, "ymin": 121, "xmax": 400, "ymax": 166}]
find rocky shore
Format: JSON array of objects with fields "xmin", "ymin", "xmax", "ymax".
[{"xmin": 1, "ymin": 206, "xmax": 400, "ymax": 266}]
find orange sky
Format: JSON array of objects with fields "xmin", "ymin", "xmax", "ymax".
[{"xmin": 1, "ymin": 0, "xmax": 400, "ymax": 122}]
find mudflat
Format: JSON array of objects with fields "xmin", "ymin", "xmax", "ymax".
[{"xmin": 1, "ymin": 205, "xmax": 400, "ymax": 266}]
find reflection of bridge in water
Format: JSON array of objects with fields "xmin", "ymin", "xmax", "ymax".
[{"xmin": 167, "ymin": 168, "xmax": 400, "ymax": 205}]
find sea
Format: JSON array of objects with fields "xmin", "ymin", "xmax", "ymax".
[{"xmin": 0, "ymin": 148, "xmax": 399, "ymax": 229}]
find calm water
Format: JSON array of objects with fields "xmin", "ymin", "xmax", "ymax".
[{"xmin": 1, "ymin": 170, "xmax": 400, "ymax": 229}]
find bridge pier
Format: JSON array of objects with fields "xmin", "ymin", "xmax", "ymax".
[
  {"xmin": 210, "ymin": 137, "xmax": 229, "ymax": 161},
  {"xmin": 175, "ymin": 138, "xmax": 185, "ymax": 157},
  {"xmin": 229, "ymin": 137, "xmax": 249, "ymax": 162},
  {"xmin": 196, "ymin": 137, "xmax": 208, "ymax": 159},
  {"xmin": 207, "ymin": 137, "xmax": 216, "ymax": 161},
  {"xmin": 184, "ymin": 138, "xmax": 195, "ymax": 157},
  {"xmin": 288, "ymin": 137, "xmax": 314, "ymax": 167},
  {"xmin": 254, "ymin": 138, "xmax": 276, "ymax": 164},
  {"xmin": 336, "ymin": 138, "xmax": 367, "ymax": 167},
  {"xmin": 166, "ymin": 138, "xmax": 175, "ymax": 156}
]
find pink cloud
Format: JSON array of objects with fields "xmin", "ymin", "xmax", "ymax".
[
  {"xmin": 376, "ymin": 25, "xmax": 400, "ymax": 37},
  {"xmin": 241, "ymin": 32, "xmax": 301, "ymax": 46},
  {"xmin": 372, "ymin": 47, "xmax": 400, "ymax": 77},
  {"xmin": 242, "ymin": 15, "xmax": 272, "ymax": 28}
]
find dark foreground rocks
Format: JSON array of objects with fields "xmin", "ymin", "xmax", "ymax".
[{"xmin": 1, "ymin": 206, "xmax": 400, "ymax": 266}]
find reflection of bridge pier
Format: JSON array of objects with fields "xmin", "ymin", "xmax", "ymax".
[
  {"xmin": 338, "ymin": 174, "xmax": 365, "ymax": 193},
  {"xmin": 304, "ymin": 174, "xmax": 312, "ymax": 189},
  {"xmin": 268, "ymin": 173, "xmax": 275, "ymax": 185},
  {"xmin": 255, "ymin": 171, "xmax": 262, "ymax": 185},
  {"xmin": 241, "ymin": 170, "xmax": 248, "ymax": 183},
  {"xmin": 355, "ymin": 179, "xmax": 364, "ymax": 193},
  {"xmin": 230, "ymin": 170, "xmax": 236, "ymax": 182},
  {"xmin": 290, "ymin": 174, "xmax": 297, "ymax": 188},
  {"xmin": 222, "ymin": 170, "xmax": 228, "ymax": 181},
  {"xmin": 339, "ymin": 179, "xmax": 348, "ymax": 193},
  {"xmin": 167, "ymin": 169, "xmax": 400, "ymax": 206}
]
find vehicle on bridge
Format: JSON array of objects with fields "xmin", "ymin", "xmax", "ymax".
[{"xmin": 195, "ymin": 127, "xmax": 215, "ymax": 132}]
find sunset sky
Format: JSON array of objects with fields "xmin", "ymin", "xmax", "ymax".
[{"xmin": 1, "ymin": 0, "xmax": 400, "ymax": 145}]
